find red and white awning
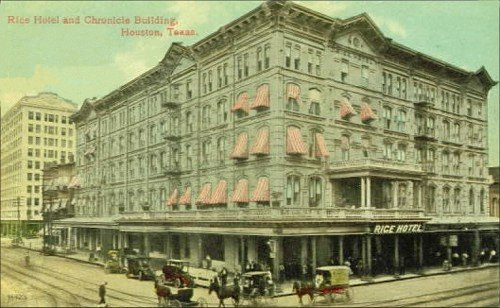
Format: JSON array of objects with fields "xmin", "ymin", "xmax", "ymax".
[
  {"xmin": 209, "ymin": 180, "xmax": 227, "ymax": 204},
  {"xmin": 68, "ymin": 176, "xmax": 81, "ymax": 188},
  {"xmin": 287, "ymin": 84, "xmax": 301, "ymax": 102},
  {"xmin": 231, "ymin": 92, "xmax": 249, "ymax": 113},
  {"xmin": 179, "ymin": 187, "xmax": 191, "ymax": 205},
  {"xmin": 360, "ymin": 103, "xmax": 377, "ymax": 122},
  {"xmin": 196, "ymin": 183, "xmax": 212, "ymax": 205},
  {"xmin": 286, "ymin": 127, "xmax": 307, "ymax": 155},
  {"xmin": 315, "ymin": 133, "xmax": 330, "ymax": 157},
  {"xmin": 231, "ymin": 179, "xmax": 249, "ymax": 203},
  {"xmin": 250, "ymin": 127, "xmax": 269, "ymax": 155},
  {"xmin": 250, "ymin": 84, "xmax": 270, "ymax": 109},
  {"xmin": 230, "ymin": 132, "xmax": 248, "ymax": 159},
  {"xmin": 250, "ymin": 177, "xmax": 270, "ymax": 202},
  {"xmin": 167, "ymin": 189, "xmax": 178, "ymax": 206},
  {"xmin": 339, "ymin": 97, "xmax": 356, "ymax": 119}
]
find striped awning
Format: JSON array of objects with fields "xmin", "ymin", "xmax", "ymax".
[
  {"xmin": 68, "ymin": 176, "xmax": 81, "ymax": 188},
  {"xmin": 287, "ymin": 84, "xmax": 301, "ymax": 101},
  {"xmin": 230, "ymin": 132, "xmax": 248, "ymax": 159},
  {"xmin": 360, "ymin": 103, "xmax": 377, "ymax": 122},
  {"xmin": 286, "ymin": 127, "xmax": 307, "ymax": 155},
  {"xmin": 196, "ymin": 183, "xmax": 212, "ymax": 205},
  {"xmin": 315, "ymin": 133, "xmax": 330, "ymax": 157},
  {"xmin": 209, "ymin": 180, "xmax": 227, "ymax": 204},
  {"xmin": 250, "ymin": 84, "xmax": 270, "ymax": 109},
  {"xmin": 250, "ymin": 127, "xmax": 269, "ymax": 155},
  {"xmin": 231, "ymin": 92, "xmax": 249, "ymax": 113},
  {"xmin": 167, "ymin": 189, "xmax": 178, "ymax": 206},
  {"xmin": 179, "ymin": 187, "xmax": 191, "ymax": 205},
  {"xmin": 339, "ymin": 97, "xmax": 356, "ymax": 119},
  {"xmin": 231, "ymin": 179, "xmax": 249, "ymax": 203},
  {"xmin": 250, "ymin": 177, "xmax": 270, "ymax": 202}
]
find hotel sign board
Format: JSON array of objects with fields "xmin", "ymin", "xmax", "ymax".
[{"xmin": 373, "ymin": 224, "xmax": 424, "ymax": 234}]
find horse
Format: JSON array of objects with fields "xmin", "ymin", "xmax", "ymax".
[
  {"xmin": 208, "ymin": 277, "xmax": 240, "ymax": 308},
  {"xmin": 154, "ymin": 280, "xmax": 172, "ymax": 306},
  {"xmin": 292, "ymin": 281, "xmax": 315, "ymax": 305}
]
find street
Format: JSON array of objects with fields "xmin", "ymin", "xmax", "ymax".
[{"xmin": 1, "ymin": 242, "xmax": 499, "ymax": 307}]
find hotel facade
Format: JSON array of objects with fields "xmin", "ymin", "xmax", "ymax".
[
  {"xmin": 1, "ymin": 93, "xmax": 78, "ymax": 236},
  {"xmin": 56, "ymin": 1, "xmax": 498, "ymax": 279}
]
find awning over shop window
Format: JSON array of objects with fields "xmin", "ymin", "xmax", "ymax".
[
  {"xmin": 196, "ymin": 183, "xmax": 212, "ymax": 205},
  {"xmin": 231, "ymin": 179, "xmax": 249, "ymax": 203},
  {"xmin": 250, "ymin": 127, "xmax": 269, "ymax": 155},
  {"xmin": 315, "ymin": 133, "xmax": 330, "ymax": 157},
  {"xmin": 230, "ymin": 132, "xmax": 248, "ymax": 159},
  {"xmin": 250, "ymin": 84, "xmax": 270, "ymax": 109},
  {"xmin": 231, "ymin": 92, "xmax": 249, "ymax": 113},
  {"xmin": 287, "ymin": 84, "xmax": 301, "ymax": 101},
  {"xmin": 250, "ymin": 177, "xmax": 270, "ymax": 202},
  {"xmin": 167, "ymin": 189, "xmax": 178, "ymax": 206},
  {"xmin": 361, "ymin": 103, "xmax": 377, "ymax": 122},
  {"xmin": 179, "ymin": 187, "xmax": 191, "ymax": 205},
  {"xmin": 339, "ymin": 97, "xmax": 356, "ymax": 119},
  {"xmin": 286, "ymin": 127, "xmax": 307, "ymax": 155},
  {"xmin": 209, "ymin": 180, "xmax": 227, "ymax": 205}
]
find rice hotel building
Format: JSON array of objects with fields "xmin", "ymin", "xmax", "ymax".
[{"xmin": 55, "ymin": 1, "xmax": 498, "ymax": 278}]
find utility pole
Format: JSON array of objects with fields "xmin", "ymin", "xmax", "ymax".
[{"xmin": 17, "ymin": 196, "xmax": 21, "ymax": 239}]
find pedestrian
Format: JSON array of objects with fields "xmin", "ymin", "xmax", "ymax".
[
  {"xmin": 452, "ymin": 252, "xmax": 460, "ymax": 267},
  {"xmin": 479, "ymin": 249, "xmax": 486, "ymax": 264},
  {"xmin": 461, "ymin": 252, "xmax": 469, "ymax": 267},
  {"xmin": 279, "ymin": 263, "xmax": 285, "ymax": 283},
  {"xmin": 220, "ymin": 267, "xmax": 228, "ymax": 286},
  {"xmin": 356, "ymin": 259, "xmax": 364, "ymax": 277},
  {"xmin": 245, "ymin": 261, "xmax": 251, "ymax": 272},
  {"xmin": 96, "ymin": 245, "xmax": 102, "ymax": 261},
  {"xmin": 489, "ymin": 249, "xmax": 497, "ymax": 263},
  {"xmin": 98, "ymin": 282, "xmax": 107, "ymax": 306},
  {"xmin": 205, "ymin": 255, "xmax": 212, "ymax": 269}
]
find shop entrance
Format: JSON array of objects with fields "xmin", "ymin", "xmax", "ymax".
[{"xmin": 283, "ymin": 237, "xmax": 301, "ymax": 279}]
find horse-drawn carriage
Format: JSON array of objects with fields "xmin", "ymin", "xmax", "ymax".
[
  {"xmin": 155, "ymin": 285, "xmax": 208, "ymax": 307},
  {"xmin": 104, "ymin": 250, "xmax": 123, "ymax": 274},
  {"xmin": 157, "ymin": 259, "xmax": 196, "ymax": 288},
  {"xmin": 294, "ymin": 266, "xmax": 353, "ymax": 305},
  {"xmin": 239, "ymin": 271, "xmax": 276, "ymax": 306}
]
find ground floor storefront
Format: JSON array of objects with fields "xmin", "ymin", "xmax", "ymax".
[
  {"xmin": 52, "ymin": 219, "xmax": 499, "ymax": 281},
  {"xmin": 1, "ymin": 220, "xmax": 43, "ymax": 238}
]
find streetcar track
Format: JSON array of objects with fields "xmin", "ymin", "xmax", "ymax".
[
  {"xmin": 1, "ymin": 258, "xmax": 154, "ymax": 307},
  {"xmin": 1, "ymin": 262, "xmax": 83, "ymax": 307}
]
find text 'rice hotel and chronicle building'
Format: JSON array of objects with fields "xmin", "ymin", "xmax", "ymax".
[{"xmin": 56, "ymin": 1, "xmax": 498, "ymax": 278}]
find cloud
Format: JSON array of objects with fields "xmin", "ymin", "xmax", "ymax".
[
  {"xmin": 113, "ymin": 42, "xmax": 152, "ymax": 82},
  {"xmin": 0, "ymin": 65, "xmax": 58, "ymax": 116},
  {"xmin": 296, "ymin": 1, "xmax": 348, "ymax": 16},
  {"xmin": 372, "ymin": 15, "xmax": 407, "ymax": 39},
  {"xmin": 168, "ymin": 1, "xmax": 215, "ymax": 28}
]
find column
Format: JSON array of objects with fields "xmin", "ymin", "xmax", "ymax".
[
  {"xmin": 394, "ymin": 235, "xmax": 399, "ymax": 276},
  {"xmin": 123, "ymin": 232, "xmax": 130, "ymax": 249},
  {"xmin": 417, "ymin": 183, "xmax": 423, "ymax": 208},
  {"xmin": 117, "ymin": 232, "xmax": 123, "ymax": 250},
  {"xmin": 67, "ymin": 227, "xmax": 72, "ymax": 250},
  {"xmin": 418, "ymin": 235, "xmax": 424, "ymax": 272},
  {"xmin": 339, "ymin": 236, "xmax": 344, "ymax": 265},
  {"xmin": 272, "ymin": 237, "xmax": 283, "ymax": 280},
  {"xmin": 366, "ymin": 235, "xmax": 372, "ymax": 277},
  {"xmin": 197, "ymin": 235, "xmax": 203, "ymax": 268},
  {"xmin": 366, "ymin": 177, "xmax": 372, "ymax": 208},
  {"xmin": 300, "ymin": 237, "xmax": 308, "ymax": 280},
  {"xmin": 392, "ymin": 182, "xmax": 398, "ymax": 208},
  {"xmin": 311, "ymin": 237, "xmax": 317, "ymax": 273},
  {"xmin": 143, "ymin": 233, "xmax": 151, "ymax": 257},
  {"xmin": 361, "ymin": 177, "xmax": 366, "ymax": 207},
  {"xmin": 472, "ymin": 230, "xmax": 480, "ymax": 266},
  {"xmin": 240, "ymin": 237, "xmax": 246, "ymax": 271},
  {"xmin": 361, "ymin": 236, "xmax": 366, "ymax": 277}
]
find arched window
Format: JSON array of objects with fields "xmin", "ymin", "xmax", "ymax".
[
  {"xmin": 128, "ymin": 191, "xmax": 135, "ymax": 211},
  {"xmin": 453, "ymin": 187, "xmax": 461, "ymax": 213},
  {"xmin": 383, "ymin": 141, "xmax": 393, "ymax": 160},
  {"xmin": 185, "ymin": 145, "xmax": 192, "ymax": 170},
  {"xmin": 442, "ymin": 150, "xmax": 450, "ymax": 174},
  {"xmin": 286, "ymin": 175, "xmax": 301, "ymax": 206},
  {"xmin": 341, "ymin": 135, "xmax": 350, "ymax": 161},
  {"xmin": 480, "ymin": 188, "xmax": 485, "ymax": 213},
  {"xmin": 443, "ymin": 120, "xmax": 450, "ymax": 140},
  {"xmin": 398, "ymin": 184, "xmax": 407, "ymax": 208},
  {"xmin": 469, "ymin": 188, "xmax": 475, "ymax": 214},
  {"xmin": 308, "ymin": 88, "xmax": 321, "ymax": 115},
  {"xmin": 309, "ymin": 177, "xmax": 322, "ymax": 207},
  {"xmin": 186, "ymin": 111, "xmax": 193, "ymax": 133},
  {"xmin": 286, "ymin": 83, "xmax": 300, "ymax": 111},
  {"xmin": 397, "ymin": 143, "xmax": 406, "ymax": 162},
  {"xmin": 442, "ymin": 187, "xmax": 450, "ymax": 213},
  {"xmin": 426, "ymin": 185, "xmax": 436, "ymax": 213},
  {"xmin": 217, "ymin": 137, "xmax": 225, "ymax": 165},
  {"xmin": 217, "ymin": 99, "xmax": 227, "ymax": 124}
]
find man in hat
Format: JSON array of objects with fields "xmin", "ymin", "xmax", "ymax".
[{"xmin": 99, "ymin": 281, "xmax": 107, "ymax": 305}]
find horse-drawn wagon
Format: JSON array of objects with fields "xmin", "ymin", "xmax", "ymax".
[
  {"xmin": 239, "ymin": 271, "xmax": 276, "ymax": 306},
  {"xmin": 155, "ymin": 285, "xmax": 207, "ymax": 307}
]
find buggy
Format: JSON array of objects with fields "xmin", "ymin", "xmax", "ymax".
[{"xmin": 239, "ymin": 271, "xmax": 276, "ymax": 306}]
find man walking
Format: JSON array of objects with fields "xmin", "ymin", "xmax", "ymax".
[{"xmin": 99, "ymin": 282, "xmax": 107, "ymax": 306}]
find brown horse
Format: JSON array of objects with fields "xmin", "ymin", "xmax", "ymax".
[
  {"xmin": 154, "ymin": 280, "xmax": 172, "ymax": 306},
  {"xmin": 208, "ymin": 278, "xmax": 240, "ymax": 308},
  {"xmin": 293, "ymin": 281, "xmax": 315, "ymax": 305}
]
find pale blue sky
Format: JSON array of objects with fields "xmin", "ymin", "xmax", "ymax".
[{"xmin": 0, "ymin": 1, "xmax": 498, "ymax": 165}]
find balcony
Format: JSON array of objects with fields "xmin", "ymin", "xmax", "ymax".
[
  {"xmin": 413, "ymin": 95, "xmax": 433, "ymax": 107},
  {"xmin": 161, "ymin": 101, "xmax": 179, "ymax": 109},
  {"xmin": 162, "ymin": 131, "xmax": 181, "ymax": 141},
  {"xmin": 119, "ymin": 207, "xmax": 427, "ymax": 223},
  {"xmin": 414, "ymin": 127, "xmax": 437, "ymax": 141},
  {"xmin": 328, "ymin": 158, "xmax": 424, "ymax": 178},
  {"xmin": 164, "ymin": 165, "xmax": 181, "ymax": 175}
]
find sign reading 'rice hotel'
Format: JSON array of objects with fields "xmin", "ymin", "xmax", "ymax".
[{"xmin": 373, "ymin": 224, "xmax": 425, "ymax": 234}]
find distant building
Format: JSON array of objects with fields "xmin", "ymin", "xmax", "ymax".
[
  {"xmin": 489, "ymin": 167, "xmax": 500, "ymax": 218},
  {"xmin": 0, "ymin": 92, "xmax": 78, "ymax": 237},
  {"xmin": 57, "ymin": 1, "xmax": 497, "ymax": 277}
]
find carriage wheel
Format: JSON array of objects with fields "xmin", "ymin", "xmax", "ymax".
[
  {"xmin": 168, "ymin": 299, "xmax": 182, "ymax": 307},
  {"xmin": 345, "ymin": 288, "xmax": 353, "ymax": 302},
  {"xmin": 197, "ymin": 297, "xmax": 208, "ymax": 307}
]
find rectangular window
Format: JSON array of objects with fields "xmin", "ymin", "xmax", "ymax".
[
  {"xmin": 293, "ymin": 46, "xmax": 301, "ymax": 70},
  {"xmin": 285, "ymin": 44, "xmax": 291, "ymax": 68},
  {"xmin": 383, "ymin": 107, "xmax": 392, "ymax": 129},
  {"xmin": 28, "ymin": 111, "xmax": 34, "ymax": 120},
  {"xmin": 237, "ymin": 57, "xmax": 242, "ymax": 80},
  {"xmin": 361, "ymin": 65, "xmax": 369, "ymax": 86},
  {"xmin": 208, "ymin": 70, "xmax": 213, "ymax": 92},
  {"xmin": 264, "ymin": 44, "xmax": 270, "ymax": 69},
  {"xmin": 217, "ymin": 67, "xmax": 222, "ymax": 88},
  {"xmin": 223, "ymin": 63, "xmax": 229, "ymax": 85},
  {"xmin": 28, "ymin": 124, "xmax": 34, "ymax": 132},
  {"xmin": 341, "ymin": 60, "xmax": 348, "ymax": 82},
  {"xmin": 308, "ymin": 50, "xmax": 313, "ymax": 74},
  {"xmin": 202, "ymin": 73, "xmax": 207, "ymax": 94},
  {"xmin": 243, "ymin": 53, "xmax": 249, "ymax": 77},
  {"xmin": 257, "ymin": 48, "xmax": 263, "ymax": 72},
  {"xmin": 35, "ymin": 112, "xmax": 41, "ymax": 120}
]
